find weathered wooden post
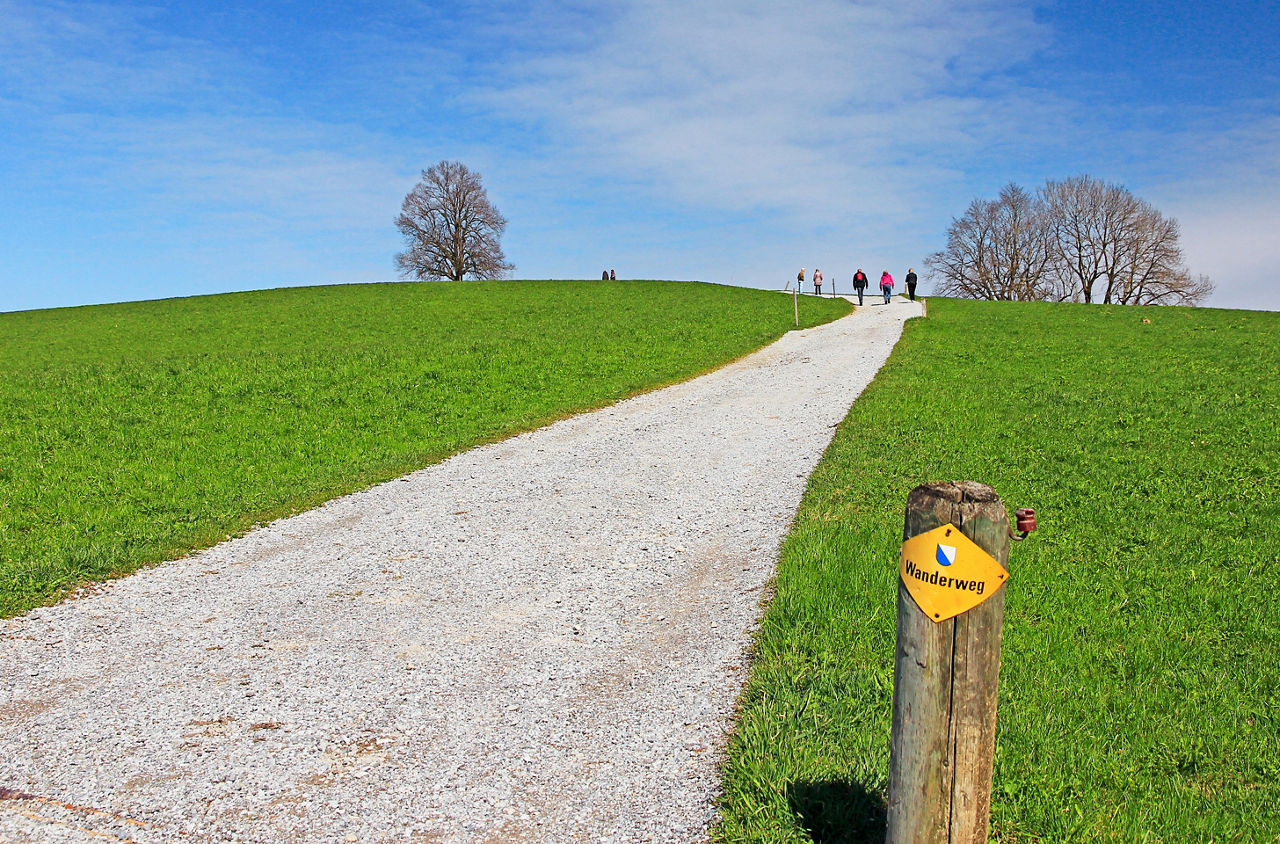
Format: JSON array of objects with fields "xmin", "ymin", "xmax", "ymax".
[{"xmin": 886, "ymin": 481, "xmax": 1010, "ymax": 843}]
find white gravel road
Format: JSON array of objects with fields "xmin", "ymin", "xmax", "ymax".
[{"xmin": 1, "ymin": 297, "xmax": 921, "ymax": 843}]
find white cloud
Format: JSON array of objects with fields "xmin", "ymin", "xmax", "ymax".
[
  {"xmin": 468, "ymin": 0, "xmax": 1098, "ymax": 286},
  {"xmin": 484, "ymin": 0, "xmax": 1052, "ymax": 222},
  {"xmin": 0, "ymin": 0, "xmax": 444, "ymax": 306},
  {"xmin": 0, "ymin": 0, "xmax": 230, "ymax": 110},
  {"xmin": 2, "ymin": 0, "xmax": 1275, "ymax": 309},
  {"xmin": 474, "ymin": 1, "xmax": 1278, "ymax": 306}
]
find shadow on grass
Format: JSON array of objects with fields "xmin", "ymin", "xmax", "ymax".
[
  {"xmin": 788, "ymin": 779, "xmax": 888, "ymax": 843},
  {"xmin": 783, "ymin": 783, "xmax": 885, "ymax": 840}
]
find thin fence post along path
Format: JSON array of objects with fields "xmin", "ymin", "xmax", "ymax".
[
  {"xmin": 887, "ymin": 481, "xmax": 1012, "ymax": 843},
  {"xmin": 1, "ymin": 299, "xmax": 922, "ymax": 842}
]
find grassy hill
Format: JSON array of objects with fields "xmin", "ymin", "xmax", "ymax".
[
  {"xmin": 715, "ymin": 298, "xmax": 1280, "ymax": 841},
  {"xmin": 0, "ymin": 280, "xmax": 850, "ymax": 617}
]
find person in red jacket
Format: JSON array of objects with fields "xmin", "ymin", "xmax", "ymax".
[
  {"xmin": 813, "ymin": 268, "xmax": 823, "ymax": 296},
  {"xmin": 879, "ymin": 270, "xmax": 894, "ymax": 304}
]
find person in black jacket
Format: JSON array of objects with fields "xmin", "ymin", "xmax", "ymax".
[
  {"xmin": 852, "ymin": 268, "xmax": 868, "ymax": 305},
  {"xmin": 905, "ymin": 268, "xmax": 918, "ymax": 301}
]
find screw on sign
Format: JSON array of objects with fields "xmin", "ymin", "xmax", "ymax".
[{"xmin": 886, "ymin": 481, "xmax": 1034, "ymax": 844}]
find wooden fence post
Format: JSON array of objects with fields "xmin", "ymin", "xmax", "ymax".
[{"xmin": 886, "ymin": 481, "xmax": 1010, "ymax": 843}]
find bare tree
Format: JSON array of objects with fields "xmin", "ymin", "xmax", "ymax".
[
  {"xmin": 1039, "ymin": 175, "xmax": 1211, "ymax": 306},
  {"xmin": 1108, "ymin": 204, "xmax": 1214, "ymax": 305},
  {"xmin": 1040, "ymin": 175, "xmax": 1130, "ymax": 304},
  {"xmin": 925, "ymin": 183, "xmax": 1054, "ymax": 301},
  {"xmin": 930, "ymin": 175, "xmax": 1213, "ymax": 306},
  {"xmin": 394, "ymin": 161, "xmax": 514, "ymax": 281}
]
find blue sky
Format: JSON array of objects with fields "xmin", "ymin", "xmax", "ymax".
[{"xmin": 2, "ymin": 0, "xmax": 1277, "ymax": 312}]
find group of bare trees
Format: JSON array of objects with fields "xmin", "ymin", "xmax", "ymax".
[
  {"xmin": 392, "ymin": 164, "xmax": 1212, "ymax": 305},
  {"xmin": 926, "ymin": 176, "xmax": 1213, "ymax": 305}
]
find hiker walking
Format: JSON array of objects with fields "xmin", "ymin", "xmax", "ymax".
[
  {"xmin": 879, "ymin": 270, "xmax": 894, "ymax": 304},
  {"xmin": 852, "ymin": 268, "xmax": 868, "ymax": 306},
  {"xmin": 791, "ymin": 267, "xmax": 805, "ymax": 292},
  {"xmin": 813, "ymin": 268, "xmax": 823, "ymax": 296},
  {"xmin": 905, "ymin": 267, "xmax": 918, "ymax": 301},
  {"xmin": 610, "ymin": 269, "xmax": 616, "ymax": 281}
]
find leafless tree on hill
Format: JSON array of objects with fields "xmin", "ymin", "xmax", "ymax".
[
  {"xmin": 394, "ymin": 161, "xmax": 514, "ymax": 282},
  {"xmin": 1040, "ymin": 175, "xmax": 1128, "ymax": 304},
  {"xmin": 1040, "ymin": 175, "xmax": 1212, "ymax": 305},
  {"xmin": 1107, "ymin": 205, "xmax": 1213, "ymax": 305},
  {"xmin": 925, "ymin": 183, "xmax": 1055, "ymax": 301},
  {"xmin": 928, "ymin": 176, "xmax": 1213, "ymax": 306}
]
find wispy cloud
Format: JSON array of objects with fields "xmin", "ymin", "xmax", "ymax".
[
  {"xmin": 465, "ymin": 0, "xmax": 1278, "ymax": 302},
  {"xmin": 0, "ymin": 1, "xmax": 435, "ymax": 307},
  {"xmin": 483, "ymin": 0, "xmax": 1053, "ymax": 219},
  {"xmin": 0, "ymin": 0, "xmax": 1275, "ymax": 310},
  {"xmin": 0, "ymin": 1, "xmax": 235, "ymax": 114}
]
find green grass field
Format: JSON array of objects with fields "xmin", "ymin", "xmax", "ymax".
[
  {"xmin": 0, "ymin": 280, "xmax": 849, "ymax": 618},
  {"xmin": 716, "ymin": 298, "xmax": 1280, "ymax": 842}
]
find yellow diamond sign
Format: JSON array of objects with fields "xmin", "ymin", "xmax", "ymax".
[{"xmin": 899, "ymin": 523, "xmax": 1009, "ymax": 623}]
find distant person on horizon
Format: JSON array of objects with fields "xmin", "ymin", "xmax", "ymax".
[
  {"xmin": 880, "ymin": 270, "xmax": 894, "ymax": 304},
  {"xmin": 610, "ymin": 269, "xmax": 616, "ymax": 281},
  {"xmin": 852, "ymin": 268, "xmax": 868, "ymax": 305},
  {"xmin": 905, "ymin": 267, "xmax": 918, "ymax": 301},
  {"xmin": 794, "ymin": 267, "xmax": 805, "ymax": 292},
  {"xmin": 813, "ymin": 268, "xmax": 823, "ymax": 296}
]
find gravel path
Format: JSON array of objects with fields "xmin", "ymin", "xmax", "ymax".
[{"xmin": 1, "ymin": 297, "xmax": 922, "ymax": 843}]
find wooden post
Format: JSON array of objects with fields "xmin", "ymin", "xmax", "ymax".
[
  {"xmin": 793, "ymin": 286, "xmax": 799, "ymax": 327},
  {"xmin": 886, "ymin": 481, "xmax": 1009, "ymax": 843}
]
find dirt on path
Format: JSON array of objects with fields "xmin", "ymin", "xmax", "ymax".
[{"xmin": 0, "ymin": 297, "xmax": 923, "ymax": 843}]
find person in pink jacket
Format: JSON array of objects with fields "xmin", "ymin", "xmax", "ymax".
[{"xmin": 879, "ymin": 270, "xmax": 894, "ymax": 304}]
